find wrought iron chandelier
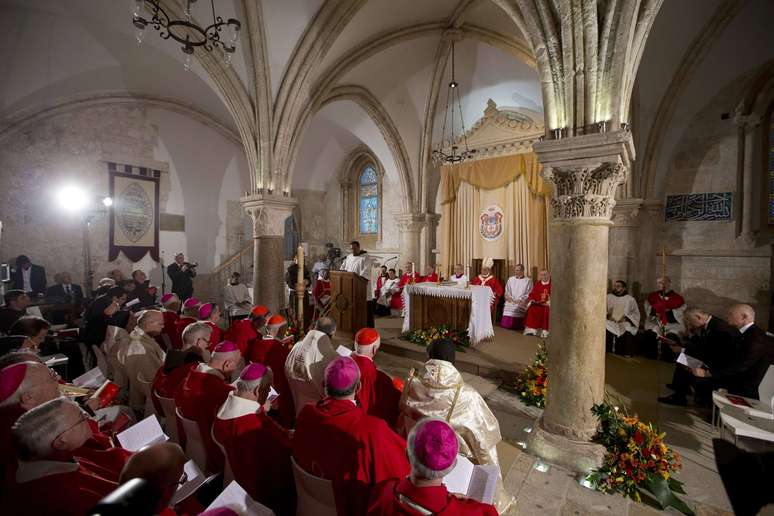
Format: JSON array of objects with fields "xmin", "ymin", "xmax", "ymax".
[
  {"xmin": 433, "ymin": 40, "xmax": 476, "ymax": 164},
  {"xmin": 131, "ymin": 0, "xmax": 241, "ymax": 71}
]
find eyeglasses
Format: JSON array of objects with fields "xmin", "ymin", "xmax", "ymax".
[{"xmin": 54, "ymin": 411, "xmax": 90, "ymax": 442}]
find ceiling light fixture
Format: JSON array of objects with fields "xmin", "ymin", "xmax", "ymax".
[
  {"xmin": 433, "ymin": 40, "xmax": 476, "ymax": 165},
  {"xmin": 131, "ymin": 0, "xmax": 241, "ymax": 71}
]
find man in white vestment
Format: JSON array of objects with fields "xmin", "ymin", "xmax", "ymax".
[
  {"xmin": 223, "ymin": 271, "xmax": 252, "ymax": 318},
  {"xmin": 605, "ymin": 280, "xmax": 641, "ymax": 356},
  {"xmin": 501, "ymin": 263, "xmax": 532, "ymax": 331},
  {"xmin": 375, "ymin": 268, "xmax": 401, "ymax": 316},
  {"xmin": 284, "ymin": 316, "xmax": 338, "ymax": 415},
  {"xmin": 340, "ymin": 240, "xmax": 375, "ymax": 327},
  {"xmin": 449, "ymin": 263, "xmax": 468, "ymax": 287}
]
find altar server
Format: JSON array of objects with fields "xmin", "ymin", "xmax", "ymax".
[
  {"xmin": 213, "ymin": 363, "xmax": 295, "ymax": 514},
  {"xmin": 449, "ymin": 263, "xmax": 469, "ymax": 287},
  {"xmin": 502, "ymin": 263, "xmax": 533, "ymax": 331},
  {"xmin": 470, "ymin": 257, "xmax": 503, "ymax": 309},
  {"xmin": 524, "ymin": 270, "xmax": 552, "ymax": 338},
  {"xmin": 375, "ymin": 268, "xmax": 401, "ymax": 316},
  {"xmin": 293, "ymin": 356, "xmax": 410, "ymax": 516},
  {"xmin": 605, "ymin": 280, "xmax": 641, "ymax": 356},
  {"xmin": 367, "ymin": 417, "xmax": 498, "ymax": 515},
  {"xmin": 285, "ymin": 317, "xmax": 338, "ymax": 416},
  {"xmin": 352, "ymin": 328, "xmax": 401, "ymax": 426}
]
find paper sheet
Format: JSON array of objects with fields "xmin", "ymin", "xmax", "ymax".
[
  {"xmin": 336, "ymin": 345, "xmax": 353, "ymax": 357},
  {"xmin": 268, "ymin": 386, "xmax": 279, "ymax": 402},
  {"xmin": 206, "ymin": 481, "xmax": 275, "ymax": 515},
  {"xmin": 676, "ymin": 352, "xmax": 704, "ymax": 369},
  {"xmin": 441, "ymin": 455, "xmax": 498, "ymax": 504},
  {"xmin": 72, "ymin": 367, "xmax": 107, "ymax": 389},
  {"xmin": 170, "ymin": 460, "xmax": 208, "ymax": 506},
  {"xmin": 116, "ymin": 415, "xmax": 168, "ymax": 452},
  {"xmin": 442, "ymin": 454, "xmax": 475, "ymax": 495}
]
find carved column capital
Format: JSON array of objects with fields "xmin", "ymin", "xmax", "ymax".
[
  {"xmin": 394, "ymin": 213, "xmax": 426, "ymax": 233},
  {"xmin": 241, "ymin": 193, "xmax": 297, "ymax": 238}
]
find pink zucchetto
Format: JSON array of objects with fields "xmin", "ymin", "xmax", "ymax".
[
  {"xmin": 198, "ymin": 509, "xmax": 238, "ymax": 516},
  {"xmin": 324, "ymin": 356, "xmax": 360, "ymax": 393},
  {"xmin": 198, "ymin": 303, "xmax": 215, "ymax": 320},
  {"xmin": 411, "ymin": 418, "xmax": 459, "ymax": 472},
  {"xmin": 183, "ymin": 297, "xmax": 201, "ymax": 309},
  {"xmin": 239, "ymin": 362, "xmax": 268, "ymax": 381},
  {"xmin": 160, "ymin": 293, "xmax": 177, "ymax": 305},
  {"xmin": 0, "ymin": 363, "xmax": 27, "ymax": 404},
  {"xmin": 213, "ymin": 340, "xmax": 239, "ymax": 354}
]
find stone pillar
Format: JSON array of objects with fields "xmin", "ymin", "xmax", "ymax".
[
  {"xmin": 735, "ymin": 114, "xmax": 762, "ymax": 244},
  {"xmin": 395, "ymin": 213, "xmax": 425, "ymax": 268},
  {"xmin": 421, "ymin": 213, "xmax": 441, "ymax": 270},
  {"xmin": 527, "ymin": 130, "xmax": 634, "ymax": 473},
  {"xmin": 242, "ymin": 193, "xmax": 297, "ymax": 314}
]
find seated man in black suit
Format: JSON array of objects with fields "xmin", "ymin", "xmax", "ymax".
[
  {"xmin": 46, "ymin": 272, "xmax": 85, "ymax": 324},
  {"xmin": 127, "ymin": 270, "xmax": 157, "ymax": 311},
  {"xmin": 0, "ymin": 290, "xmax": 30, "ymax": 334},
  {"xmin": 11, "ymin": 254, "xmax": 47, "ymax": 297},
  {"xmin": 658, "ymin": 307, "xmax": 740, "ymax": 406}
]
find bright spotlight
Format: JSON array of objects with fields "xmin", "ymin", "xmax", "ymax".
[
  {"xmin": 57, "ymin": 185, "xmax": 90, "ymax": 212},
  {"xmin": 102, "ymin": 197, "xmax": 113, "ymax": 207}
]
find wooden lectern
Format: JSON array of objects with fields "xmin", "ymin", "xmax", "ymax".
[{"xmin": 329, "ymin": 270, "xmax": 369, "ymax": 338}]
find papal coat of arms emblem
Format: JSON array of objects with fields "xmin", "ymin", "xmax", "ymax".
[{"xmin": 479, "ymin": 205, "xmax": 504, "ymax": 241}]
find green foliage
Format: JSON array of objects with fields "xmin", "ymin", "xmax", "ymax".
[
  {"xmin": 514, "ymin": 341, "xmax": 548, "ymax": 408},
  {"xmin": 400, "ymin": 325, "xmax": 470, "ymax": 351}
]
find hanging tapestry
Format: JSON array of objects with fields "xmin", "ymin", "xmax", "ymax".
[
  {"xmin": 107, "ymin": 162, "xmax": 160, "ymax": 262},
  {"xmin": 479, "ymin": 205, "xmax": 504, "ymax": 241}
]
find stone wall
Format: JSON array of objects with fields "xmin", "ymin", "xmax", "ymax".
[{"xmin": 0, "ymin": 101, "xmax": 249, "ymax": 291}]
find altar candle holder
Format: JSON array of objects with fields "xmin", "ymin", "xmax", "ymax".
[
  {"xmin": 410, "ymin": 262, "xmax": 415, "ymax": 284},
  {"xmin": 436, "ymin": 265, "xmax": 441, "ymax": 286}
]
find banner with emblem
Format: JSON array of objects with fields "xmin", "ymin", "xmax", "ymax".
[{"xmin": 107, "ymin": 162, "xmax": 160, "ymax": 262}]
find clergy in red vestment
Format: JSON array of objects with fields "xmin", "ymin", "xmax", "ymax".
[
  {"xmin": 352, "ymin": 328, "xmax": 401, "ymax": 427},
  {"xmin": 6, "ymin": 397, "xmax": 119, "ymax": 515},
  {"xmin": 174, "ymin": 341, "xmax": 241, "ymax": 473},
  {"xmin": 198, "ymin": 303, "xmax": 224, "ymax": 352},
  {"xmin": 523, "ymin": 269, "xmax": 551, "ymax": 338},
  {"xmin": 374, "ymin": 266, "xmax": 388, "ymax": 300},
  {"xmin": 224, "ymin": 304, "xmax": 270, "ymax": 356},
  {"xmin": 262, "ymin": 315, "xmax": 296, "ymax": 428},
  {"xmin": 173, "ymin": 297, "xmax": 201, "ymax": 350},
  {"xmin": 399, "ymin": 261, "xmax": 421, "ymax": 286},
  {"xmin": 151, "ymin": 321, "xmax": 211, "ymax": 416},
  {"xmin": 368, "ymin": 417, "xmax": 498, "ymax": 516},
  {"xmin": 293, "ymin": 356, "xmax": 410, "ymax": 516},
  {"xmin": 213, "ymin": 363, "xmax": 295, "ymax": 515},
  {"xmin": 470, "ymin": 258, "xmax": 504, "ymax": 310},
  {"xmin": 158, "ymin": 293, "xmax": 181, "ymax": 350},
  {"xmin": 419, "ymin": 265, "xmax": 439, "ymax": 283}
]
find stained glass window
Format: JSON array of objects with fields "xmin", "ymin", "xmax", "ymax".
[
  {"xmin": 769, "ymin": 119, "xmax": 774, "ymax": 224},
  {"xmin": 359, "ymin": 166, "xmax": 379, "ymax": 234}
]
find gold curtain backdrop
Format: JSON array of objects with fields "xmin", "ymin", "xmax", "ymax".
[{"xmin": 439, "ymin": 152, "xmax": 549, "ymax": 275}]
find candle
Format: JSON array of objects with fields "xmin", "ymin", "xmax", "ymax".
[
  {"xmin": 296, "ymin": 245, "xmax": 305, "ymax": 335},
  {"xmin": 410, "ymin": 262, "xmax": 415, "ymax": 283},
  {"xmin": 465, "ymin": 264, "xmax": 470, "ymax": 279}
]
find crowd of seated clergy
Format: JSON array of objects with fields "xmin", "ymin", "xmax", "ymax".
[{"xmin": 0, "ymin": 275, "xmax": 511, "ymax": 515}]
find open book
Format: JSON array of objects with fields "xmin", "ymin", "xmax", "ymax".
[
  {"xmin": 206, "ymin": 481, "xmax": 275, "ymax": 515},
  {"xmin": 116, "ymin": 415, "xmax": 169, "ymax": 452},
  {"xmin": 72, "ymin": 367, "xmax": 107, "ymax": 389},
  {"xmin": 442, "ymin": 455, "xmax": 499, "ymax": 505},
  {"xmin": 336, "ymin": 345, "xmax": 353, "ymax": 357},
  {"xmin": 676, "ymin": 352, "xmax": 704, "ymax": 369}
]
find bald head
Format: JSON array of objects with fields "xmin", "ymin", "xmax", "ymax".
[
  {"xmin": 119, "ymin": 442, "xmax": 187, "ymax": 510},
  {"xmin": 726, "ymin": 304, "xmax": 755, "ymax": 330}
]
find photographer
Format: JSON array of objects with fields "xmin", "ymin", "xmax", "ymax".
[{"xmin": 167, "ymin": 253, "xmax": 196, "ymax": 300}]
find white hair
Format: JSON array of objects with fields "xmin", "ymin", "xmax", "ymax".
[
  {"xmin": 0, "ymin": 362, "xmax": 47, "ymax": 408},
  {"xmin": 407, "ymin": 417, "xmax": 458, "ymax": 480},
  {"xmin": 235, "ymin": 368, "xmax": 273, "ymax": 396},
  {"xmin": 12, "ymin": 397, "xmax": 79, "ymax": 460},
  {"xmin": 181, "ymin": 322, "xmax": 212, "ymax": 348},
  {"xmin": 137, "ymin": 309, "xmax": 162, "ymax": 329}
]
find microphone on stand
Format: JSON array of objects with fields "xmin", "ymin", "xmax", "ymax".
[{"xmin": 160, "ymin": 251, "xmax": 166, "ymax": 295}]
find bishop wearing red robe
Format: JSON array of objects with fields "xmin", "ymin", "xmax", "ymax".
[
  {"xmin": 293, "ymin": 356, "xmax": 410, "ymax": 516},
  {"xmin": 470, "ymin": 258, "xmax": 504, "ymax": 310},
  {"xmin": 174, "ymin": 298, "xmax": 200, "ymax": 351},
  {"xmin": 213, "ymin": 363, "xmax": 295, "ymax": 515},
  {"xmin": 352, "ymin": 328, "xmax": 401, "ymax": 427},
  {"xmin": 224, "ymin": 305, "xmax": 270, "ymax": 356},
  {"xmin": 157, "ymin": 293, "xmax": 181, "ymax": 349},
  {"xmin": 524, "ymin": 269, "xmax": 551, "ymax": 337},
  {"xmin": 198, "ymin": 303, "xmax": 223, "ymax": 352}
]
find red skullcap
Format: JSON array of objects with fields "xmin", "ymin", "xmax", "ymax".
[
  {"xmin": 213, "ymin": 341, "xmax": 238, "ymax": 354},
  {"xmin": 250, "ymin": 305, "xmax": 270, "ymax": 318},
  {"xmin": 324, "ymin": 357, "xmax": 360, "ymax": 392},
  {"xmin": 183, "ymin": 297, "xmax": 201, "ymax": 309},
  {"xmin": 198, "ymin": 303, "xmax": 215, "ymax": 320},
  {"xmin": 267, "ymin": 315, "xmax": 286, "ymax": 327},
  {"xmin": 239, "ymin": 362, "xmax": 268, "ymax": 381},
  {"xmin": 412, "ymin": 419, "xmax": 459, "ymax": 471},
  {"xmin": 354, "ymin": 328, "xmax": 380, "ymax": 347},
  {"xmin": 0, "ymin": 363, "xmax": 28, "ymax": 403}
]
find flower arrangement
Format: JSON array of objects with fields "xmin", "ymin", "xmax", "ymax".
[
  {"xmin": 588, "ymin": 400, "xmax": 693, "ymax": 515},
  {"xmin": 401, "ymin": 324, "xmax": 470, "ymax": 351},
  {"xmin": 514, "ymin": 341, "xmax": 548, "ymax": 408}
]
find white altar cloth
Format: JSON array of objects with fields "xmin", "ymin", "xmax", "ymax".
[{"xmin": 402, "ymin": 284, "xmax": 494, "ymax": 345}]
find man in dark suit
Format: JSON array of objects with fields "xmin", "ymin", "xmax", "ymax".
[
  {"xmin": 167, "ymin": 253, "xmax": 196, "ymax": 301},
  {"xmin": 658, "ymin": 307, "xmax": 740, "ymax": 406},
  {"xmin": 45, "ymin": 272, "xmax": 84, "ymax": 325},
  {"xmin": 0, "ymin": 290, "xmax": 30, "ymax": 334},
  {"xmin": 11, "ymin": 255, "xmax": 47, "ymax": 296},
  {"xmin": 127, "ymin": 269, "xmax": 157, "ymax": 311}
]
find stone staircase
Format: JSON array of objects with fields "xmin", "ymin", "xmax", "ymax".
[{"xmin": 192, "ymin": 243, "xmax": 253, "ymax": 307}]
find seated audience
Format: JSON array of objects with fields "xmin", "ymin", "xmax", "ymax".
[
  {"xmin": 82, "ymin": 286, "xmax": 127, "ymax": 350},
  {"xmin": 605, "ymin": 280, "xmax": 641, "ymax": 356},
  {"xmin": 523, "ymin": 269, "xmax": 551, "ymax": 338},
  {"xmin": 213, "ymin": 363, "xmax": 295, "ymax": 514},
  {"xmin": 0, "ymin": 290, "xmax": 29, "ymax": 335},
  {"xmin": 351, "ymin": 328, "xmax": 401, "ymax": 426},
  {"xmin": 157, "ymin": 293, "xmax": 181, "ymax": 350},
  {"xmin": 173, "ymin": 297, "xmax": 201, "ymax": 350},
  {"xmin": 642, "ymin": 276, "xmax": 686, "ymax": 360},
  {"xmin": 8, "ymin": 316, "xmax": 50, "ymax": 355},
  {"xmin": 471, "ymin": 258, "xmax": 503, "ymax": 310},
  {"xmin": 501, "ymin": 264, "xmax": 532, "ymax": 331},
  {"xmin": 103, "ymin": 310, "xmax": 136, "ymax": 399},
  {"xmin": 7, "ymin": 398, "xmax": 118, "ymax": 515},
  {"xmin": 198, "ymin": 302, "xmax": 223, "ymax": 352},
  {"xmin": 247, "ymin": 315, "xmax": 295, "ymax": 426},
  {"xmin": 399, "ymin": 339, "xmax": 511, "ymax": 513},
  {"xmin": 225, "ymin": 304, "xmax": 270, "ymax": 355},
  {"xmin": 368, "ymin": 417, "xmax": 498, "ymax": 515},
  {"xmin": 293, "ymin": 356, "xmax": 410, "ymax": 516},
  {"xmin": 93, "ymin": 277, "xmax": 116, "ymax": 297},
  {"xmin": 720, "ymin": 304, "xmax": 774, "ymax": 398},
  {"xmin": 125, "ymin": 310, "xmax": 166, "ymax": 415},
  {"xmin": 224, "ymin": 271, "xmax": 252, "ymax": 317},
  {"xmin": 174, "ymin": 341, "xmax": 241, "ymax": 472},
  {"xmin": 11, "ymin": 255, "xmax": 47, "ymax": 297},
  {"xmin": 118, "ymin": 442, "xmax": 190, "ymax": 515},
  {"xmin": 285, "ymin": 316, "xmax": 338, "ymax": 416},
  {"xmin": 128, "ymin": 270, "xmax": 157, "ymax": 311},
  {"xmin": 658, "ymin": 307, "xmax": 740, "ymax": 406},
  {"xmin": 45, "ymin": 272, "xmax": 84, "ymax": 324}
]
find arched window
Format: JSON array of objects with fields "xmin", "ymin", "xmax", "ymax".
[{"xmin": 358, "ymin": 165, "xmax": 379, "ymax": 235}]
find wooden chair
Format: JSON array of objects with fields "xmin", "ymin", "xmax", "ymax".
[{"xmin": 291, "ymin": 456, "xmax": 337, "ymax": 516}]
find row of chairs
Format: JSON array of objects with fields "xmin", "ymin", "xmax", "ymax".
[{"xmin": 712, "ymin": 366, "xmax": 774, "ymax": 446}]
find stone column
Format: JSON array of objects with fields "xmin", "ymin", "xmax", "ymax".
[
  {"xmin": 395, "ymin": 213, "xmax": 425, "ymax": 268},
  {"xmin": 527, "ymin": 130, "xmax": 634, "ymax": 473},
  {"xmin": 735, "ymin": 114, "xmax": 762, "ymax": 244},
  {"xmin": 242, "ymin": 193, "xmax": 297, "ymax": 314},
  {"xmin": 421, "ymin": 213, "xmax": 441, "ymax": 270}
]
